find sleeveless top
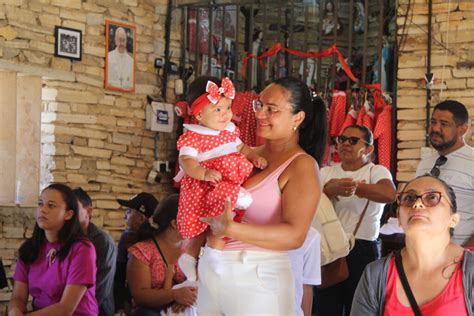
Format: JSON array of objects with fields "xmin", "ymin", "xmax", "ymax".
[{"xmin": 224, "ymin": 153, "xmax": 305, "ymax": 251}]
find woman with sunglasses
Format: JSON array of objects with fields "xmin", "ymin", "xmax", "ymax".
[
  {"xmin": 352, "ymin": 175, "xmax": 474, "ymax": 315},
  {"xmin": 315, "ymin": 124, "xmax": 396, "ymax": 316},
  {"xmin": 197, "ymin": 77, "xmax": 326, "ymax": 315}
]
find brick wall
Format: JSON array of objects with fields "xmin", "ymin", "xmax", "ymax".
[
  {"xmin": 0, "ymin": 0, "xmax": 182, "ymax": 312},
  {"xmin": 396, "ymin": 0, "xmax": 474, "ymax": 185}
]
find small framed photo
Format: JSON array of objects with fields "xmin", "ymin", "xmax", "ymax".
[
  {"xmin": 105, "ymin": 20, "xmax": 136, "ymax": 93},
  {"xmin": 54, "ymin": 26, "xmax": 82, "ymax": 61}
]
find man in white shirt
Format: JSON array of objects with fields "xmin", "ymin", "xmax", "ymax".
[
  {"xmin": 416, "ymin": 100, "xmax": 474, "ymax": 246},
  {"xmin": 107, "ymin": 27, "xmax": 134, "ymax": 90}
]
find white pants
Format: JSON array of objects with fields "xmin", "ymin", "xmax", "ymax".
[{"xmin": 197, "ymin": 247, "xmax": 295, "ymax": 316}]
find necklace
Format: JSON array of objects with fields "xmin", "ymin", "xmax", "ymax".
[
  {"xmin": 46, "ymin": 248, "xmax": 57, "ymax": 267},
  {"xmin": 441, "ymin": 256, "xmax": 461, "ymax": 279}
]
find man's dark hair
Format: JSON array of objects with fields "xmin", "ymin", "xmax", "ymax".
[
  {"xmin": 73, "ymin": 187, "xmax": 93, "ymax": 208},
  {"xmin": 434, "ymin": 100, "xmax": 469, "ymax": 125}
]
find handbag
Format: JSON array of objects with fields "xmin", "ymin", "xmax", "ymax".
[
  {"xmin": 312, "ymin": 193, "xmax": 354, "ymax": 266},
  {"xmin": 318, "ymin": 198, "xmax": 370, "ymax": 288}
]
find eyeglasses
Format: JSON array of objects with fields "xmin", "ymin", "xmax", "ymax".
[
  {"xmin": 397, "ymin": 191, "xmax": 444, "ymax": 208},
  {"xmin": 252, "ymin": 99, "xmax": 290, "ymax": 117},
  {"xmin": 336, "ymin": 135, "xmax": 371, "ymax": 146},
  {"xmin": 430, "ymin": 156, "xmax": 447, "ymax": 177}
]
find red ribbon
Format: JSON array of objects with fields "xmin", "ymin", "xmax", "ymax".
[{"xmin": 240, "ymin": 42, "xmax": 360, "ymax": 83}]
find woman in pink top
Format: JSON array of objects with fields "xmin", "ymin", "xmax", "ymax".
[
  {"xmin": 198, "ymin": 77, "xmax": 327, "ymax": 315},
  {"xmin": 352, "ymin": 175, "xmax": 474, "ymax": 315},
  {"xmin": 127, "ymin": 194, "xmax": 197, "ymax": 316},
  {"xmin": 9, "ymin": 183, "xmax": 98, "ymax": 316}
]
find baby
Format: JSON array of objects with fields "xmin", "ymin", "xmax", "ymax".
[{"xmin": 175, "ymin": 76, "xmax": 267, "ymax": 281}]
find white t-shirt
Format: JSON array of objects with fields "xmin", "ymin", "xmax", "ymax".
[
  {"xmin": 289, "ymin": 227, "xmax": 321, "ymax": 316},
  {"xmin": 320, "ymin": 162, "xmax": 393, "ymax": 241},
  {"xmin": 416, "ymin": 145, "xmax": 474, "ymax": 245}
]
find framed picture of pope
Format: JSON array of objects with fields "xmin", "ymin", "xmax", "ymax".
[{"xmin": 105, "ymin": 20, "xmax": 136, "ymax": 92}]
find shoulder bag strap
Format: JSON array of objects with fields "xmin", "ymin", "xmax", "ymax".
[
  {"xmin": 353, "ymin": 165, "xmax": 373, "ymax": 236},
  {"xmin": 152, "ymin": 237, "xmax": 168, "ymax": 266},
  {"xmin": 394, "ymin": 251, "xmax": 423, "ymax": 316}
]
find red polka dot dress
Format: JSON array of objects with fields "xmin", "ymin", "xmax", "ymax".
[{"xmin": 176, "ymin": 122, "xmax": 253, "ymax": 239}]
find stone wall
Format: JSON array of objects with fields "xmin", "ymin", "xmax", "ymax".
[
  {"xmin": 396, "ymin": 0, "xmax": 474, "ymax": 185},
  {"xmin": 0, "ymin": 0, "xmax": 183, "ymax": 312}
]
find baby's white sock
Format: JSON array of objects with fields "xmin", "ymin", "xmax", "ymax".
[{"xmin": 178, "ymin": 253, "xmax": 197, "ymax": 282}]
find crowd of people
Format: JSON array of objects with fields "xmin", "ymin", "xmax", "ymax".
[{"xmin": 7, "ymin": 76, "xmax": 473, "ymax": 316}]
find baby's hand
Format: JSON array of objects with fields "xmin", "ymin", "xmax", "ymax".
[
  {"xmin": 204, "ymin": 169, "xmax": 222, "ymax": 185},
  {"xmin": 252, "ymin": 156, "xmax": 268, "ymax": 169}
]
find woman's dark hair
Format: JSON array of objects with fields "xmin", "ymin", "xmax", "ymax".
[
  {"xmin": 401, "ymin": 175, "xmax": 457, "ymax": 235},
  {"xmin": 18, "ymin": 183, "xmax": 86, "ymax": 263},
  {"xmin": 342, "ymin": 124, "xmax": 374, "ymax": 145},
  {"xmin": 128, "ymin": 194, "xmax": 179, "ymax": 246},
  {"xmin": 273, "ymin": 77, "xmax": 327, "ymax": 165},
  {"xmin": 186, "ymin": 76, "xmax": 220, "ymax": 105}
]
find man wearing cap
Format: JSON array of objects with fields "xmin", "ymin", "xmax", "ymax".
[
  {"xmin": 73, "ymin": 188, "xmax": 117, "ymax": 316},
  {"xmin": 113, "ymin": 192, "xmax": 159, "ymax": 314},
  {"xmin": 416, "ymin": 100, "xmax": 474, "ymax": 246}
]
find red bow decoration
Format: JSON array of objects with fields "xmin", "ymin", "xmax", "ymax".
[
  {"xmin": 191, "ymin": 77, "xmax": 235, "ymax": 115},
  {"xmin": 206, "ymin": 77, "xmax": 235, "ymax": 104}
]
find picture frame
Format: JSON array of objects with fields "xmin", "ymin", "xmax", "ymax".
[
  {"xmin": 54, "ymin": 26, "xmax": 82, "ymax": 61},
  {"xmin": 105, "ymin": 20, "xmax": 136, "ymax": 93}
]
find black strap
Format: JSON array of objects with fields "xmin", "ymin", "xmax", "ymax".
[
  {"xmin": 152, "ymin": 237, "xmax": 168, "ymax": 266},
  {"xmin": 394, "ymin": 251, "xmax": 422, "ymax": 316},
  {"xmin": 353, "ymin": 165, "xmax": 373, "ymax": 236}
]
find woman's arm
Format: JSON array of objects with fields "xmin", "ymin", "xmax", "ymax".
[
  {"xmin": 355, "ymin": 179, "xmax": 396, "ymax": 203},
  {"xmin": 205, "ymin": 155, "xmax": 321, "ymax": 250},
  {"xmin": 8, "ymin": 281, "xmax": 28, "ymax": 316},
  {"xmin": 127, "ymin": 256, "xmax": 196, "ymax": 308},
  {"xmin": 302, "ymin": 284, "xmax": 313, "ymax": 316},
  {"xmin": 27, "ymin": 285, "xmax": 87, "ymax": 316}
]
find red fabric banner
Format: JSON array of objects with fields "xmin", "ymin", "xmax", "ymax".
[{"xmin": 240, "ymin": 42, "xmax": 364, "ymax": 84}]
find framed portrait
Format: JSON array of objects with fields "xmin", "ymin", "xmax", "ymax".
[
  {"xmin": 105, "ymin": 20, "xmax": 136, "ymax": 93},
  {"xmin": 54, "ymin": 26, "xmax": 82, "ymax": 61}
]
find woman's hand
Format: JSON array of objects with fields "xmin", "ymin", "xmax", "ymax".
[
  {"xmin": 172, "ymin": 287, "xmax": 197, "ymax": 306},
  {"xmin": 323, "ymin": 178, "xmax": 359, "ymax": 199},
  {"xmin": 200, "ymin": 197, "xmax": 233, "ymax": 237}
]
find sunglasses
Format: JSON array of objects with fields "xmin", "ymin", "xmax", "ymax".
[
  {"xmin": 397, "ymin": 191, "xmax": 444, "ymax": 208},
  {"xmin": 430, "ymin": 156, "xmax": 447, "ymax": 177},
  {"xmin": 336, "ymin": 135, "xmax": 371, "ymax": 146}
]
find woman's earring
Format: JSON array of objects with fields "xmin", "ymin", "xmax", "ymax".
[{"xmin": 293, "ymin": 126, "xmax": 297, "ymax": 132}]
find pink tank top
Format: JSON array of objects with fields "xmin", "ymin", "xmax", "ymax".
[{"xmin": 224, "ymin": 153, "xmax": 304, "ymax": 251}]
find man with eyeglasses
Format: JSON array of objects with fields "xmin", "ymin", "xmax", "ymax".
[
  {"xmin": 113, "ymin": 192, "xmax": 159, "ymax": 315},
  {"xmin": 415, "ymin": 100, "xmax": 474, "ymax": 247}
]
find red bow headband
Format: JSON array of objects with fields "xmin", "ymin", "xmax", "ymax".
[{"xmin": 190, "ymin": 77, "xmax": 236, "ymax": 116}]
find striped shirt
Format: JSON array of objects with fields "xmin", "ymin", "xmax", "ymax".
[{"xmin": 416, "ymin": 145, "xmax": 474, "ymax": 245}]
